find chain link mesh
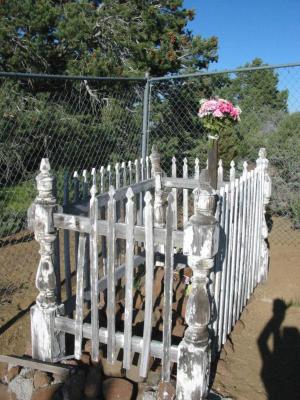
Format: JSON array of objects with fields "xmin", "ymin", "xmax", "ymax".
[
  {"xmin": 148, "ymin": 66, "xmax": 300, "ymax": 246},
  {"xmin": 0, "ymin": 65, "xmax": 299, "ymax": 310},
  {"xmin": 0, "ymin": 76, "xmax": 145, "ymax": 309}
]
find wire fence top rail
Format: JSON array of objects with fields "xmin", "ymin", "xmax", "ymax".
[{"xmin": 1, "ymin": 60, "xmax": 300, "ymax": 83}]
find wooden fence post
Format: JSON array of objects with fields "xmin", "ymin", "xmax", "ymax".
[
  {"xmin": 257, "ymin": 148, "xmax": 271, "ymax": 282},
  {"xmin": 177, "ymin": 184, "xmax": 219, "ymax": 400},
  {"xmin": 29, "ymin": 159, "xmax": 65, "ymax": 362}
]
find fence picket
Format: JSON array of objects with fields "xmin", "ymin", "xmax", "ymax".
[
  {"xmin": 218, "ymin": 184, "xmax": 229, "ymax": 347},
  {"xmin": 89, "ymin": 177, "xmax": 99, "ymax": 362},
  {"xmin": 107, "ymin": 186, "xmax": 116, "ymax": 363},
  {"xmin": 123, "ymin": 188, "xmax": 135, "ymax": 370},
  {"xmin": 74, "ymin": 233, "xmax": 86, "ymax": 359},
  {"xmin": 183, "ymin": 157, "xmax": 188, "ymax": 224},
  {"xmin": 73, "ymin": 171, "xmax": 80, "ymax": 270},
  {"xmin": 217, "ymin": 159, "xmax": 223, "ymax": 189},
  {"xmin": 82, "ymin": 171, "xmax": 90, "ymax": 291},
  {"xmin": 223, "ymin": 180, "xmax": 234, "ymax": 342},
  {"xmin": 162, "ymin": 193, "xmax": 174, "ymax": 382},
  {"xmin": 140, "ymin": 191, "xmax": 154, "ymax": 377},
  {"xmin": 63, "ymin": 173, "xmax": 72, "ymax": 302},
  {"xmin": 172, "ymin": 157, "xmax": 178, "ymax": 229}
]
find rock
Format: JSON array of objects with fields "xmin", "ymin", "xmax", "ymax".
[
  {"xmin": 223, "ymin": 340, "xmax": 234, "ymax": 356},
  {"xmin": 31, "ymin": 383, "xmax": 62, "ymax": 400},
  {"xmin": 52, "ymin": 372, "xmax": 68, "ymax": 385},
  {"xmin": 0, "ymin": 363, "xmax": 7, "ymax": 383},
  {"xmin": 62, "ymin": 369, "xmax": 86, "ymax": 400},
  {"xmin": 157, "ymin": 381, "xmax": 176, "ymax": 400},
  {"xmin": 84, "ymin": 340, "xmax": 92, "ymax": 354},
  {"xmin": 80, "ymin": 352, "xmax": 91, "ymax": 366},
  {"xmin": 61, "ymin": 359, "xmax": 78, "ymax": 366},
  {"xmin": 100, "ymin": 350, "xmax": 125, "ymax": 378},
  {"xmin": 125, "ymin": 364, "xmax": 146, "ymax": 384},
  {"xmin": 102, "ymin": 378, "xmax": 133, "ymax": 400},
  {"xmin": 5, "ymin": 366, "xmax": 20, "ymax": 383},
  {"xmin": 8, "ymin": 373, "xmax": 34, "ymax": 400},
  {"xmin": 134, "ymin": 292, "xmax": 144, "ymax": 310},
  {"xmin": 84, "ymin": 366, "xmax": 102, "ymax": 399},
  {"xmin": 137, "ymin": 383, "xmax": 154, "ymax": 400},
  {"xmin": 133, "ymin": 310, "xmax": 145, "ymax": 326},
  {"xmin": 146, "ymin": 369, "xmax": 161, "ymax": 387},
  {"xmin": 172, "ymin": 319, "xmax": 185, "ymax": 338},
  {"xmin": 0, "ymin": 383, "xmax": 11, "ymax": 400},
  {"xmin": 33, "ymin": 370, "xmax": 51, "ymax": 389},
  {"xmin": 19, "ymin": 368, "xmax": 34, "ymax": 380}
]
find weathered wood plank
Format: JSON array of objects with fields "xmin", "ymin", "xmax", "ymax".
[
  {"xmin": 73, "ymin": 171, "xmax": 80, "ymax": 271},
  {"xmin": 54, "ymin": 317, "xmax": 179, "ymax": 363},
  {"xmin": 74, "ymin": 233, "xmax": 86, "ymax": 359},
  {"xmin": 140, "ymin": 191, "xmax": 154, "ymax": 377},
  {"xmin": 162, "ymin": 177, "xmax": 200, "ymax": 190},
  {"xmin": 162, "ymin": 193, "xmax": 174, "ymax": 382},
  {"xmin": 89, "ymin": 180, "xmax": 99, "ymax": 362},
  {"xmin": 123, "ymin": 188, "xmax": 135, "ymax": 370},
  {"xmin": 183, "ymin": 158, "xmax": 188, "ymax": 224},
  {"xmin": 0, "ymin": 355, "xmax": 70, "ymax": 376},
  {"xmin": 63, "ymin": 173, "xmax": 72, "ymax": 302},
  {"xmin": 107, "ymin": 186, "xmax": 116, "ymax": 363},
  {"xmin": 172, "ymin": 157, "xmax": 178, "ymax": 229},
  {"xmin": 53, "ymin": 213, "xmax": 184, "ymax": 247}
]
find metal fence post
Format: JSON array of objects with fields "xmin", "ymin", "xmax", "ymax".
[
  {"xmin": 141, "ymin": 72, "xmax": 150, "ymax": 160},
  {"xmin": 28, "ymin": 159, "xmax": 65, "ymax": 362},
  {"xmin": 177, "ymin": 184, "xmax": 219, "ymax": 399}
]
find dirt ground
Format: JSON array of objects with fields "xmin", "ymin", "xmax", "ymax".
[
  {"xmin": 0, "ymin": 217, "xmax": 299, "ymax": 399},
  {"xmin": 213, "ymin": 217, "xmax": 300, "ymax": 399}
]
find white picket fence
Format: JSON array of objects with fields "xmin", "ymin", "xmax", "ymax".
[{"xmin": 28, "ymin": 146, "xmax": 271, "ymax": 399}]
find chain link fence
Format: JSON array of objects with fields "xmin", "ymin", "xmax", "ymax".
[
  {"xmin": 148, "ymin": 64, "xmax": 300, "ymax": 246},
  {"xmin": 0, "ymin": 64, "xmax": 299, "ymax": 312}
]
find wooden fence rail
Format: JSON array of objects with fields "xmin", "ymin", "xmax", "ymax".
[{"xmin": 27, "ymin": 146, "xmax": 271, "ymax": 399}]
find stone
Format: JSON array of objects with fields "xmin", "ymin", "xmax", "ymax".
[
  {"xmin": 8, "ymin": 373, "xmax": 34, "ymax": 400},
  {"xmin": 5, "ymin": 366, "xmax": 20, "ymax": 383},
  {"xmin": 100, "ymin": 350, "xmax": 125, "ymax": 378},
  {"xmin": 84, "ymin": 340, "xmax": 92, "ymax": 354},
  {"xmin": 31, "ymin": 384, "xmax": 62, "ymax": 400},
  {"xmin": 0, "ymin": 383, "xmax": 11, "ymax": 400},
  {"xmin": 102, "ymin": 378, "xmax": 133, "ymax": 400},
  {"xmin": 126, "ymin": 355, "xmax": 153, "ymax": 383},
  {"xmin": 33, "ymin": 370, "xmax": 51, "ymax": 389},
  {"xmin": 157, "ymin": 381, "xmax": 176, "ymax": 400},
  {"xmin": 146, "ymin": 369, "xmax": 161, "ymax": 387},
  {"xmin": 84, "ymin": 366, "xmax": 102, "ymax": 399},
  {"xmin": 19, "ymin": 368, "xmax": 34, "ymax": 380},
  {"xmin": 133, "ymin": 310, "xmax": 145, "ymax": 326},
  {"xmin": 80, "ymin": 352, "xmax": 91, "ymax": 366},
  {"xmin": 52, "ymin": 372, "xmax": 68, "ymax": 384},
  {"xmin": 62, "ymin": 370, "xmax": 86, "ymax": 400},
  {"xmin": 134, "ymin": 292, "xmax": 144, "ymax": 310},
  {"xmin": 172, "ymin": 319, "xmax": 185, "ymax": 338}
]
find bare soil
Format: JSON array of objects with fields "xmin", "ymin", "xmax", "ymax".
[{"xmin": 0, "ymin": 217, "xmax": 299, "ymax": 399}]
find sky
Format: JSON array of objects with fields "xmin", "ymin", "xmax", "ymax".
[
  {"xmin": 184, "ymin": 0, "xmax": 300, "ymax": 70},
  {"xmin": 183, "ymin": 0, "xmax": 300, "ymax": 112}
]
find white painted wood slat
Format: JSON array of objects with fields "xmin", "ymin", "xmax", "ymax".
[
  {"xmin": 140, "ymin": 191, "xmax": 154, "ymax": 377},
  {"xmin": 162, "ymin": 193, "xmax": 174, "ymax": 382}
]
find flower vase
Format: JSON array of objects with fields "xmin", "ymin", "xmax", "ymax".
[{"xmin": 207, "ymin": 134, "xmax": 219, "ymax": 190}]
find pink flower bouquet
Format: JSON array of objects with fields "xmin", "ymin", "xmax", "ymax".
[{"xmin": 198, "ymin": 98, "xmax": 241, "ymax": 139}]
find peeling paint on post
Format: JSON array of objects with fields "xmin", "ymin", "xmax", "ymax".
[
  {"xmin": 176, "ymin": 184, "xmax": 219, "ymax": 400},
  {"xmin": 29, "ymin": 159, "xmax": 65, "ymax": 362},
  {"xmin": 257, "ymin": 148, "xmax": 271, "ymax": 282}
]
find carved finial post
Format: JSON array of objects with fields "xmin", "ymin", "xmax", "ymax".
[
  {"xmin": 150, "ymin": 145, "xmax": 165, "ymax": 258},
  {"xmin": 29, "ymin": 159, "xmax": 65, "ymax": 362},
  {"xmin": 230, "ymin": 160, "xmax": 236, "ymax": 182},
  {"xmin": 177, "ymin": 185, "xmax": 219, "ymax": 400},
  {"xmin": 217, "ymin": 159, "xmax": 223, "ymax": 189},
  {"xmin": 257, "ymin": 148, "xmax": 271, "ymax": 282}
]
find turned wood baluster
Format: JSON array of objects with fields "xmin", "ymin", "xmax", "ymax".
[
  {"xmin": 177, "ymin": 184, "xmax": 219, "ymax": 400},
  {"xmin": 29, "ymin": 159, "xmax": 65, "ymax": 362}
]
